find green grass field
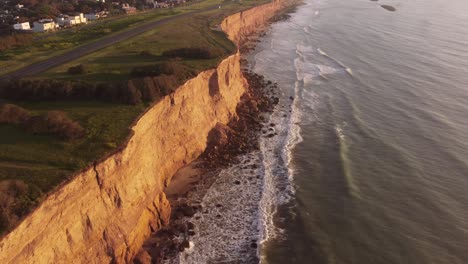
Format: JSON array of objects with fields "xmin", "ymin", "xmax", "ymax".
[{"xmin": 0, "ymin": 0, "xmax": 272, "ymax": 234}]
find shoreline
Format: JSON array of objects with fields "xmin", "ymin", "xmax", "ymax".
[
  {"xmin": 138, "ymin": 5, "xmax": 302, "ymax": 263},
  {"xmin": 139, "ymin": 66, "xmax": 280, "ymax": 263}
]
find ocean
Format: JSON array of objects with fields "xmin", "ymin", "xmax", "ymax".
[
  {"xmin": 253, "ymin": 0, "xmax": 468, "ymax": 263},
  {"xmin": 173, "ymin": 0, "xmax": 468, "ymax": 263}
]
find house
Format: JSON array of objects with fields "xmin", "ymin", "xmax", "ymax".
[
  {"xmin": 56, "ymin": 13, "xmax": 87, "ymax": 27},
  {"xmin": 13, "ymin": 22, "xmax": 30, "ymax": 31},
  {"xmin": 122, "ymin": 3, "xmax": 137, "ymax": 14},
  {"xmin": 32, "ymin": 19, "xmax": 57, "ymax": 32},
  {"xmin": 144, "ymin": 0, "xmax": 156, "ymax": 8},
  {"xmin": 97, "ymin": 11, "xmax": 109, "ymax": 18},
  {"xmin": 85, "ymin": 13, "xmax": 100, "ymax": 21},
  {"xmin": 155, "ymin": 2, "xmax": 170, "ymax": 8}
]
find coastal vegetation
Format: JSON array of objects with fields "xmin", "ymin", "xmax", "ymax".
[
  {"xmin": 0, "ymin": 0, "xmax": 271, "ymax": 235},
  {"xmin": 0, "ymin": 33, "xmax": 34, "ymax": 52}
]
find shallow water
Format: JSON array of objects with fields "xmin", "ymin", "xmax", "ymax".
[{"xmin": 251, "ymin": 0, "xmax": 468, "ymax": 263}]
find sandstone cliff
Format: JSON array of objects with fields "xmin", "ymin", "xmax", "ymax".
[
  {"xmin": 222, "ymin": 0, "xmax": 297, "ymax": 46},
  {"xmin": 0, "ymin": 1, "xmax": 295, "ymax": 263}
]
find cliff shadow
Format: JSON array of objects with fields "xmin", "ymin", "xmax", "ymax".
[{"xmin": 209, "ymin": 72, "xmax": 220, "ymax": 98}]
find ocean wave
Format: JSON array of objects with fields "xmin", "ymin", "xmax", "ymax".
[
  {"xmin": 335, "ymin": 124, "xmax": 361, "ymax": 199},
  {"xmin": 317, "ymin": 47, "xmax": 353, "ymax": 76}
]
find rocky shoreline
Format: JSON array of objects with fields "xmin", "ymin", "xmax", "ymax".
[{"xmin": 135, "ymin": 66, "xmax": 280, "ymax": 264}]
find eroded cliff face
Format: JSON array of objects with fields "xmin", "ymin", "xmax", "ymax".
[
  {"xmin": 222, "ymin": 0, "xmax": 297, "ymax": 47},
  {"xmin": 0, "ymin": 1, "xmax": 294, "ymax": 263}
]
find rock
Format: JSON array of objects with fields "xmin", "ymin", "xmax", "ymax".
[
  {"xmin": 206, "ymin": 123, "xmax": 235, "ymax": 153},
  {"xmin": 181, "ymin": 206, "xmax": 196, "ymax": 217},
  {"xmin": 187, "ymin": 222, "xmax": 195, "ymax": 230},
  {"xmin": 234, "ymin": 180, "xmax": 241, "ymax": 185},
  {"xmin": 215, "ymin": 204, "xmax": 223, "ymax": 208},
  {"xmin": 250, "ymin": 242, "xmax": 258, "ymax": 249},
  {"xmin": 134, "ymin": 249, "xmax": 152, "ymax": 264},
  {"xmin": 173, "ymin": 210, "xmax": 184, "ymax": 220},
  {"xmin": 179, "ymin": 240, "xmax": 190, "ymax": 251},
  {"xmin": 175, "ymin": 223, "xmax": 187, "ymax": 233},
  {"xmin": 381, "ymin": 5, "xmax": 396, "ymax": 11},
  {"xmin": 169, "ymin": 241, "xmax": 178, "ymax": 252}
]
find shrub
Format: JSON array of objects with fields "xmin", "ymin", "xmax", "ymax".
[
  {"xmin": 67, "ymin": 64, "xmax": 88, "ymax": 75},
  {"xmin": 71, "ymin": 81, "xmax": 96, "ymax": 100},
  {"xmin": 0, "ymin": 180, "xmax": 30, "ymax": 234},
  {"xmin": 0, "ymin": 104, "xmax": 30, "ymax": 124},
  {"xmin": 0, "ymin": 79, "xmax": 103, "ymax": 102},
  {"xmin": 23, "ymin": 111, "xmax": 85, "ymax": 140},
  {"xmin": 162, "ymin": 47, "xmax": 223, "ymax": 59},
  {"xmin": 0, "ymin": 33, "xmax": 34, "ymax": 52},
  {"xmin": 140, "ymin": 77, "xmax": 160, "ymax": 102},
  {"xmin": 124, "ymin": 81, "xmax": 142, "ymax": 105},
  {"xmin": 130, "ymin": 61, "xmax": 192, "ymax": 79},
  {"xmin": 0, "ymin": 71, "xmax": 186, "ymax": 105},
  {"xmin": 140, "ymin": 50, "xmax": 153, "ymax": 56},
  {"xmin": 153, "ymin": 74, "xmax": 178, "ymax": 96}
]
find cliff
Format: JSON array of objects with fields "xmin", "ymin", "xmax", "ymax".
[
  {"xmin": 222, "ymin": 0, "xmax": 297, "ymax": 46},
  {"xmin": 0, "ymin": 1, "xmax": 294, "ymax": 263}
]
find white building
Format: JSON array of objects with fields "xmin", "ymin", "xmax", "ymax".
[
  {"xmin": 13, "ymin": 22, "xmax": 31, "ymax": 31},
  {"xmin": 155, "ymin": 2, "xmax": 170, "ymax": 8},
  {"xmin": 32, "ymin": 19, "xmax": 57, "ymax": 32},
  {"xmin": 57, "ymin": 13, "xmax": 87, "ymax": 27}
]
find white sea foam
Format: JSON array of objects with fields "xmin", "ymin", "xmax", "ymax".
[
  {"xmin": 172, "ymin": 154, "xmax": 266, "ymax": 264},
  {"xmin": 317, "ymin": 47, "xmax": 353, "ymax": 76},
  {"xmin": 336, "ymin": 124, "xmax": 345, "ymax": 140},
  {"xmin": 317, "ymin": 47, "xmax": 328, "ymax": 56}
]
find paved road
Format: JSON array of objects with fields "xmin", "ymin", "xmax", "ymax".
[{"xmin": 0, "ymin": 4, "xmax": 222, "ymax": 81}]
